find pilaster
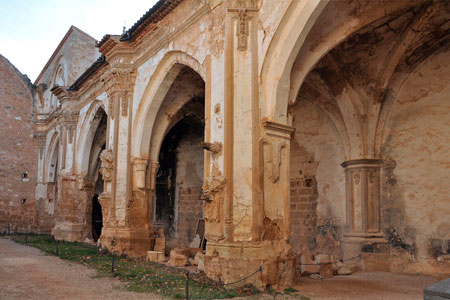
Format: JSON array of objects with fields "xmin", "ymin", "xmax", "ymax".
[{"xmin": 340, "ymin": 159, "xmax": 387, "ymax": 261}]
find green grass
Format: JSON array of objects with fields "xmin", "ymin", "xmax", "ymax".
[{"xmin": 5, "ymin": 234, "xmax": 254, "ymax": 299}]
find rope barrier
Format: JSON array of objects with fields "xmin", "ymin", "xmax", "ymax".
[{"xmin": 299, "ymin": 255, "xmax": 361, "ymax": 266}]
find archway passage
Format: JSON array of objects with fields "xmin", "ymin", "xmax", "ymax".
[
  {"xmin": 285, "ymin": 0, "xmax": 450, "ymax": 276},
  {"xmin": 147, "ymin": 64, "xmax": 206, "ymax": 250},
  {"xmin": 86, "ymin": 108, "xmax": 107, "ymax": 242},
  {"xmin": 155, "ymin": 98, "xmax": 205, "ymax": 248}
]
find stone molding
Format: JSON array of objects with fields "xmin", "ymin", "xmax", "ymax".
[{"xmin": 99, "ymin": 149, "xmax": 113, "ymax": 182}]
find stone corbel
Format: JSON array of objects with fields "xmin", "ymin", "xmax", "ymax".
[
  {"xmin": 261, "ymin": 121, "xmax": 295, "ymax": 183},
  {"xmin": 202, "ymin": 176, "xmax": 226, "ymax": 201},
  {"xmin": 200, "ymin": 141, "xmax": 222, "ymax": 154},
  {"xmin": 99, "ymin": 149, "xmax": 114, "ymax": 182},
  {"xmin": 98, "ymin": 192, "xmax": 111, "ymax": 223},
  {"xmin": 132, "ymin": 157, "xmax": 148, "ymax": 190},
  {"xmin": 36, "ymin": 84, "xmax": 47, "ymax": 107}
]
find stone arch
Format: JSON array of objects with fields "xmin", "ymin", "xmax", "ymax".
[
  {"xmin": 132, "ymin": 51, "xmax": 205, "ymax": 159},
  {"xmin": 261, "ymin": 0, "xmax": 422, "ymax": 124},
  {"xmin": 76, "ymin": 100, "xmax": 107, "ymax": 176},
  {"xmin": 45, "ymin": 131, "xmax": 60, "ymax": 183}
]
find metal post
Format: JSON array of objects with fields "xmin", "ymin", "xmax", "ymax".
[
  {"xmin": 111, "ymin": 255, "xmax": 115, "ymax": 273},
  {"xmin": 25, "ymin": 233, "xmax": 28, "ymax": 244},
  {"xmin": 55, "ymin": 240, "xmax": 59, "ymax": 255},
  {"xmin": 185, "ymin": 271, "xmax": 189, "ymax": 300}
]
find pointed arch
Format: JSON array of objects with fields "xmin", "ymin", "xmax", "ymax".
[
  {"xmin": 132, "ymin": 51, "xmax": 205, "ymax": 159},
  {"xmin": 75, "ymin": 100, "xmax": 107, "ymax": 176}
]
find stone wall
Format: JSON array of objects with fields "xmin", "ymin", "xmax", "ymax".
[
  {"xmin": 290, "ymin": 100, "xmax": 345, "ymax": 259},
  {"xmin": 380, "ymin": 48, "xmax": 450, "ymax": 272},
  {"xmin": 0, "ymin": 54, "xmax": 37, "ymax": 233}
]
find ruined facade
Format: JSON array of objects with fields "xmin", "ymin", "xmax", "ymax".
[{"xmin": 11, "ymin": 0, "xmax": 450, "ymax": 288}]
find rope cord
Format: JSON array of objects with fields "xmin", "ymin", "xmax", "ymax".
[{"xmin": 299, "ymin": 255, "xmax": 361, "ymax": 266}]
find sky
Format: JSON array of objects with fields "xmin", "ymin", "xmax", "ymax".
[{"xmin": 0, "ymin": 0, "xmax": 159, "ymax": 82}]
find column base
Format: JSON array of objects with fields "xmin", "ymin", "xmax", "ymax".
[
  {"xmin": 99, "ymin": 226, "xmax": 154, "ymax": 257},
  {"xmin": 204, "ymin": 240, "xmax": 296, "ymax": 290}
]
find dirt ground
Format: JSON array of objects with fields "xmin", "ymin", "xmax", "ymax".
[
  {"xmin": 0, "ymin": 237, "xmax": 440, "ymax": 300},
  {"xmin": 0, "ymin": 237, "xmax": 162, "ymax": 300},
  {"xmin": 293, "ymin": 272, "xmax": 439, "ymax": 300}
]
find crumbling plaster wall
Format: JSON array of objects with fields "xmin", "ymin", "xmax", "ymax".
[
  {"xmin": 290, "ymin": 99, "xmax": 345, "ymax": 257},
  {"xmin": 381, "ymin": 48, "xmax": 450, "ymax": 265}
]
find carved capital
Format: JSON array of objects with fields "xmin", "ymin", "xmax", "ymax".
[
  {"xmin": 132, "ymin": 157, "xmax": 148, "ymax": 189},
  {"xmin": 56, "ymin": 110, "xmax": 79, "ymax": 143},
  {"xmin": 99, "ymin": 149, "xmax": 114, "ymax": 182},
  {"xmin": 228, "ymin": 0, "xmax": 259, "ymax": 51},
  {"xmin": 34, "ymin": 133, "xmax": 46, "ymax": 159}
]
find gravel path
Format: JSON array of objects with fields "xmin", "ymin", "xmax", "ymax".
[{"xmin": 0, "ymin": 237, "xmax": 164, "ymax": 300}]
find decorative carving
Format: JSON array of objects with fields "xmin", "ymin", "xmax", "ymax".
[
  {"xmin": 262, "ymin": 141, "xmax": 286, "ymax": 184},
  {"xmin": 200, "ymin": 141, "xmax": 222, "ymax": 154},
  {"xmin": 237, "ymin": 9, "xmax": 249, "ymax": 51},
  {"xmin": 36, "ymin": 84, "xmax": 47, "ymax": 107},
  {"xmin": 228, "ymin": 0, "xmax": 258, "ymax": 51},
  {"xmin": 56, "ymin": 110, "xmax": 79, "ymax": 143},
  {"xmin": 98, "ymin": 193, "xmax": 111, "ymax": 223},
  {"xmin": 121, "ymin": 92, "xmax": 128, "ymax": 117},
  {"xmin": 35, "ymin": 133, "xmax": 46, "ymax": 159},
  {"xmin": 202, "ymin": 176, "xmax": 226, "ymax": 201},
  {"xmin": 99, "ymin": 149, "xmax": 114, "ymax": 182},
  {"xmin": 107, "ymin": 94, "xmax": 115, "ymax": 119}
]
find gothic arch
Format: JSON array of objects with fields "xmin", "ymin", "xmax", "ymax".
[
  {"xmin": 132, "ymin": 51, "xmax": 205, "ymax": 158},
  {"xmin": 261, "ymin": 0, "xmax": 423, "ymax": 124},
  {"xmin": 75, "ymin": 100, "xmax": 107, "ymax": 176},
  {"xmin": 44, "ymin": 131, "xmax": 59, "ymax": 183}
]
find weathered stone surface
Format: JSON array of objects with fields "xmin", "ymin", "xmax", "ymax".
[
  {"xmin": 337, "ymin": 266, "xmax": 352, "ymax": 275},
  {"xmin": 169, "ymin": 252, "xmax": 189, "ymax": 267},
  {"xmin": 147, "ymin": 251, "xmax": 165, "ymax": 263}
]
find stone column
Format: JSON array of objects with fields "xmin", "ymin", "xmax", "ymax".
[
  {"xmin": 204, "ymin": 0, "xmax": 295, "ymax": 289},
  {"xmin": 99, "ymin": 63, "xmax": 152, "ymax": 257},
  {"xmin": 340, "ymin": 159, "xmax": 386, "ymax": 261}
]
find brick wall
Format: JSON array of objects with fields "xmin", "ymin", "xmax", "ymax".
[
  {"xmin": 0, "ymin": 54, "xmax": 37, "ymax": 233},
  {"xmin": 177, "ymin": 187, "xmax": 203, "ymax": 246},
  {"xmin": 290, "ymin": 178, "xmax": 318, "ymax": 254}
]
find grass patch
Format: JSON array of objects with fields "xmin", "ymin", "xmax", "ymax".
[{"xmin": 5, "ymin": 234, "xmax": 258, "ymax": 299}]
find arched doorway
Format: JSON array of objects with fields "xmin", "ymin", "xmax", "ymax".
[
  {"xmin": 280, "ymin": 0, "xmax": 450, "ymax": 275},
  {"xmin": 85, "ymin": 107, "xmax": 107, "ymax": 242},
  {"xmin": 148, "ymin": 64, "xmax": 206, "ymax": 249}
]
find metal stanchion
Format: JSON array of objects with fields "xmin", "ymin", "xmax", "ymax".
[
  {"xmin": 185, "ymin": 271, "xmax": 190, "ymax": 300},
  {"xmin": 25, "ymin": 232, "xmax": 28, "ymax": 244},
  {"xmin": 55, "ymin": 240, "xmax": 59, "ymax": 255},
  {"xmin": 111, "ymin": 255, "xmax": 115, "ymax": 273}
]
